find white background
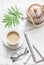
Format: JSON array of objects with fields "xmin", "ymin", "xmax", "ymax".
[{"xmin": 0, "ymin": 0, "xmax": 44, "ymax": 65}]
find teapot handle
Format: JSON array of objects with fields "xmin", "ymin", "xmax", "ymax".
[
  {"xmin": 41, "ymin": 5, "xmax": 44, "ymax": 12},
  {"xmin": 27, "ymin": 12, "xmax": 44, "ymax": 28}
]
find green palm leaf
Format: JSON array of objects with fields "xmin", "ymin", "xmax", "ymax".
[{"xmin": 3, "ymin": 6, "xmax": 23, "ymax": 28}]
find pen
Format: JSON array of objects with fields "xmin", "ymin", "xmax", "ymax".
[{"xmin": 24, "ymin": 33, "xmax": 36, "ymax": 63}]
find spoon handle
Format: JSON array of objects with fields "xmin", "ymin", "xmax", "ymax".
[{"xmin": 24, "ymin": 54, "xmax": 31, "ymax": 65}]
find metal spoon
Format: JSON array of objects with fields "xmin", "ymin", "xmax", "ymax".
[{"xmin": 23, "ymin": 54, "xmax": 31, "ymax": 65}]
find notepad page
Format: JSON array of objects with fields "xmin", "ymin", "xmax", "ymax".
[{"xmin": 27, "ymin": 25, "xmax": 44, "ymax": 61}]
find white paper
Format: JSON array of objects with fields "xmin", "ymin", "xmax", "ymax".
[{"xmin": 27, "ymin": 25, "xmax": 44, "ymax": 61}]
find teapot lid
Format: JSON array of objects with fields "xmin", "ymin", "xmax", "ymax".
[{"xmin": 27, "ymin": 4, "xmax": 42, "ymax": 19}]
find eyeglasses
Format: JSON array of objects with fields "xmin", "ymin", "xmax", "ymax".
[{"xmin": 10, "ymin": 47, "xmax": 29, "ymax": 62}]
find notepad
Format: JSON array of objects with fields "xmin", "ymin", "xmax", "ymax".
[{"xmin": 27, "ymin": 25, "xmax": 44, "ymax": 61}]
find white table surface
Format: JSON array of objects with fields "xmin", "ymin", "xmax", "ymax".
[{"xmin": 0, "ymin": 0, "xmax": 44, "ymax": 65}]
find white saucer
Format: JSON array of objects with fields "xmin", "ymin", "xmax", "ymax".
[
  {"xmin": 3, "ymin": 40, "xmax": 23, "ymax": 50},
  {"xmin": 3, "ymin": 31, "xmax": 24, "ymax": 50}
]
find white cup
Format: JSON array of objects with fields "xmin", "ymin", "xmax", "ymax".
[
  {"xmin": 7, "ymin": 31, "xmax": 20, "ymax": 44},
  {"xmin": 4, "ymin": 30, "xmax": 23, "ymax": 49}
]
